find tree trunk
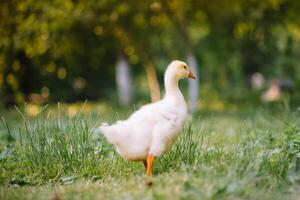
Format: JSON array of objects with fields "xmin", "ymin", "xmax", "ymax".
[
  {"xmin": 113, "ymin": 28, "xmax": 160, "ymax": 103},
  {"xmin": 115, "ymin": 51, "xmax": 133, "ymax": 106},
  {"xmin": 144, "ymin": 61, "xmax": 161, "ymax": 102},
  {"xmin": 186, "ymin": 51, "xmax": 199, "ymax": 112}
]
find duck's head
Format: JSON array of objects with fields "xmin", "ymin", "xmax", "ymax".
[{"xmin": 166, "ymin": 60, "xmax": 196, "ymax": 80}]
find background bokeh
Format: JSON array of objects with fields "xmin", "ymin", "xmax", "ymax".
[{"xmin": 1, "ymin": 0, "xmax": 299, "ymax": 110}]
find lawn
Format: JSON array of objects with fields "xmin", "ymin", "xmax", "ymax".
[{"xmin": 0, "ymin": 104, "xmax": 299, "ymax": 200}]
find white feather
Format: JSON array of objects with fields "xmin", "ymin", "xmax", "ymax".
[{"xmin": 96, "ymin": 60, "xmax": 192, "ymax": 161}]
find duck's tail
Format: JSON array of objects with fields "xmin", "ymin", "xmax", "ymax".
[{"xmin": 95, "ymin": 122, "xmax": 125, "ymax": 144}]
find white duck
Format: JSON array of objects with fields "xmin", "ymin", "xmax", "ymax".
[{"xmin": 97, "ymin": 60, "xmax": 196, "ymax": 176}]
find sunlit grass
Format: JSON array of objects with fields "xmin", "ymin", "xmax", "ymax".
[{"xmin": 0, "ymin": 105, "xmax": 299, "ymax": 200}]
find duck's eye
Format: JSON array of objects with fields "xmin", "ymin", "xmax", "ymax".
[{"xmin": 183, "ymin": 66, "xmax": 187, "ymax": 69}]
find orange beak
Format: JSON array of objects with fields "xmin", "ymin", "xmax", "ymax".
[{"xmin": 188, "ymin": 70, "xmax": 196, "ymax": 79}]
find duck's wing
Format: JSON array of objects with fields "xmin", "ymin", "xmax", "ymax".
[
  {"xmin": 97, "ymin": 101, "xmax": 181, "ymax": 145},
  {"xmin": 158, "ymin": 107, "xmax": 178, "ymax": 122},
  {"xmin": 127, "ymin": 101, "xmax": 179, "ymax": 122}
]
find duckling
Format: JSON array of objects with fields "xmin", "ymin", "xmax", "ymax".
[{"xmin": 97, "ymin": 60, "xmax": 196, "ymax": 176}]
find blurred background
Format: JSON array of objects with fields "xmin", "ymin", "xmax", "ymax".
[{"xmin": 0, "ymin": 0, "xmax": 299, "ymax": 112}]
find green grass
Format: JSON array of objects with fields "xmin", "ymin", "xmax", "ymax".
[{"xmin": 0, "ymin": 104, "xmax": 299, "ymax": 200}]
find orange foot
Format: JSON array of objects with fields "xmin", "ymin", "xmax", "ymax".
[{"xmin": 146, "ymin": 154, "xmax": 155, "ymax": 176}]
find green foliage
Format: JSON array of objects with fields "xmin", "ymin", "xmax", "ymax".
[
  {"xmin": 282, "ymin": 123, "xmax": 300, "ymax": 156},
  {"xmin": 0, "ymin": 0, "xmax": 300, "ymax": 105}
]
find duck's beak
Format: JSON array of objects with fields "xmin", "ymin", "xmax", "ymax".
[{"xmin": 188, "ymin": 70, "xmax": 196, "ymax": 79}]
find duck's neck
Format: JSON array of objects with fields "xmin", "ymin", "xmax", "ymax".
[{"xmin": 164, "ymin": 72, "xmax": 184, "ymax": 102}]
